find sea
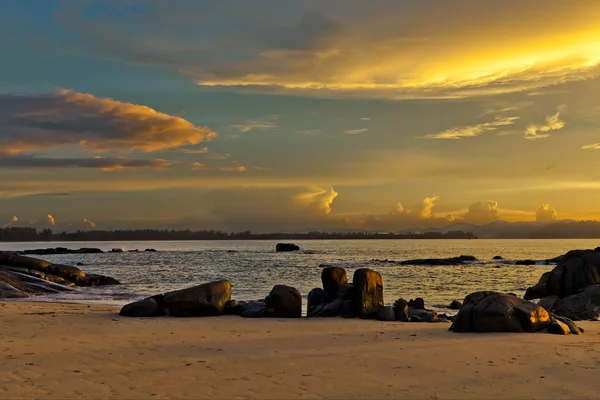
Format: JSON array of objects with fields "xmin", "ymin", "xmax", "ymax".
[{"xmin": 1, "ymin": 239, "xmax": 598, "ymax": 311}]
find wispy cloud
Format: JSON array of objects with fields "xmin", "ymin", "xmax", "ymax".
[
  {"xmin": 174, "ymin": 147, "xmax": 209, "ymax": 154},
  {"xmin": 524, "ymin": 109, "xmax": 565, "ymax": 140},
  {"xmin": 360, "ymin": 117, "xmax": 371, "ymax": 121},
  {"xmin": 47, "ymin": 214, "xmax": 55, "ymax": 225},
  {"xmin": 344, "ymin": 128, "xmax": 369, "ymax": 135},
  {"xmin": 231, "ymin": 118, "xmax": 278, "ymax": 133},
  {"xmin": 425, "ymin": 116, "xmax": 519, "ymax": 139},
  {"xmin": 297, "ymin": 129, "xmax": 322, "ymax": 136},
  {"xmin": 582, "ymin": 143, "xmax": 600, "ymax": 150}
]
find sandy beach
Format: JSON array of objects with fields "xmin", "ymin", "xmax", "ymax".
[{"xmin": 0, "ymin": 302, "xmax": 598, "ymax": 399}]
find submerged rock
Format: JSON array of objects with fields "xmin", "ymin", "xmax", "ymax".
[
  {"xmin": 275, "ymin": 243, "xmax": 300, "ymax": 252},
  {"xmin": 449, "ymin": 300, "xmax": 462, "ymax": 310},
  {"xmin": 399, "ymin": 255, "xmax": 477, "ymax": 266}
]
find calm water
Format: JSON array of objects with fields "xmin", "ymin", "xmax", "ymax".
[{"xmin": 1, "ymin": 239, "xmax": 598, "ymax": 311}]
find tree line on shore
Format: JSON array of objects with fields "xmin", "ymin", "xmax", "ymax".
[{"xmin": 0, "ymin": 227, "xmax": 476, "ymax": 242}]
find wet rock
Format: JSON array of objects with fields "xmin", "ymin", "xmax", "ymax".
[
  {"xmin": 547, "ymin": 318, "xmax": 570, "ymax": 335},
  {"xmin": 551, "ymin": 285, "xmax": 600, "ymax": 321},
  {"xmin": 265, "ymin": 285, "xmax": 302, "ymax": 318},
  {"xmin": 164, "ymin": 280, "xmax": 232, "ymax": 317},
  {"xmin": 516, "ymin": 259, "xmax": 536, "ymax": 265},
  {"xmin": 307, "ymin": 288, "xmax": 331, "ymax": 310},
  {"xmin": 408, "ymin": 298, "xmax": 425, "ymax": 310},
  {"xmin": 449, "ymin": 291, "xmax": 550, "ymax": 333},
  {"xmin": 321, "ymin": 299, "xmax": 343, "ymax": 317},
  {"xmin": 120, "ymin": 295, "xmax": 166, "ymax": 317},
  {"xmin": 400, "ymin": 255, "xmax": 477, "ymax": 266},
  {"xmin": 320, "ymin": 266, "xmax": 348, "ymax": 298},
  {"xmin": 393, "ymin": 298, "xmax": 409, "ymax": 322},
  {"xmin": 449, "ymin": 300, "xmax": 462, "ymax": 310},
  {"xmin": 76, "ymin": 273, "xmax": 120, "ymax": 287},
  {"xmin": 275, "ymin": 243, "xmax": 300, "ymax": 252},
  {"xmin": 0, "ymin": 270, "xmax": 76, "ymax": 299},
  {"xmin": 341, "ymin": 300, "xmax": 356, "ymax": 318},
  {"xmin": 352, "ymin": 268, "xmax": 384, "ymax": 319},
  {"xmin": 376, "ymin": 306, "xmax": 395, "ymax": 321}
]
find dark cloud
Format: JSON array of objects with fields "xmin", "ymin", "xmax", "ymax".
[{"xmin": 0, "ymin": 154, "xmax": 173, "ymax": 171}]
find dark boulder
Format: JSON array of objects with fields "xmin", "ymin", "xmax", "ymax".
[
  {"xmin": 0, "ymin": 252, "xmax": 52, "ymax": 270},
  {"xmin": 409, "ymin": 309, "xmax": 438, "ymax": 322},
  {"xmin": 352, "ymin": 268, "xmax": 384, "ymax": 319},
  {"xmin": 307, "ymin": 303, "xmax": 326, "ymax": 318},
  {"xmin": 408, "ymin": 298, "xmax": 425, "ymax": 310},
  {"xmin": 550, "ymin": 285, "xmax": 600, "ymax": 321},
  {"xmin": 321, "ymin": 299, "xmax": 343, "ymax": 317},
  {"xmin": 525, "ymin": 249, "xmax": 600, "ymax": 299},
  {"xmin": 400, "ymin": 255, "xmax": 477, "ymax": 266},
  {"xmin": 550, "ymin": 314, "xmax": 583, "ymax": 335},
  {"xmin": 537, "ymin": 295, "xmax": 560, "ymax": 313},
  {"xmin": 393, "ymin": 298, "xmax": 409, "ymax": 322},
  {"xmin": 240, "ymin": 301, "xmax": 268, "ymax": 318},
  {"xmin": 46, "ymin": 264, "xmax": 86, "ymax": 282},
  {"xmin": 120, "ymin": 295, "xmax": 166, "ymax": 317},
  {"xmin": 492, "ymin": 256, "xmax": 504, "ymax": 260},
  {"xmin": 449, "ymin": 300, "xmax": 462, "ymax": 310},
  {"xmin": 307, "ymin": 288, "xmax": 331, "ymax": 310},
  {"xmin": 376, "ymin": 306, "xmax": 395, "ymax": 321},
  {"xmin": 164, "ymin": 280, "xmax": 231, "ymax": 317},
  {"xmin": 76, "ymin": 273, "xmax": 120, "ymax": 287},
  {"xmin": 145, "ymin": 248, "xmax": 158, "ymax": 252},
  {"xmin": 341, "ymin": 300, "xmax": 356, "ymax": 318},
  {"xmin": 0, "ymin": 270, "xmax": 76, "ymax": 299},
  {"xmin": 224, "ymin": 300, "xmax": 244, "ymax": 315},
  {"xmin": 547, "ymin": 319, "xmax": 570, "ymax": 335},
  {"xmin": 320, "ymin": 266, "xmax": 348, "ymax": 298},
  {"xmin": 516, "ymin": 259, "xmax": 536, "ymax": 266},
  {"xmin": 275, "ymin": 243, "xmax": 300, "ymax": 252},
  {"xmin": 449, "ymin": 291, "xmax": 550, "ymax": 333},
  {"xmin": 336, "ymin": 283, "xmax": 355, "ymax": 301},
  {"xmin": 265, "ymin": 285, "xmax": 302, "ymax": 318}
]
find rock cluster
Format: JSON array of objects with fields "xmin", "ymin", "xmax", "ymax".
[
  {"xmin": 525, "ymin": 248, "xmax": 600, "ymax": 320},
  {"xmin": 449, "ymin": 291, "xmax": 582, "ymax": 335},
  {"xmin": 0, "ymin": 252, "xmax": 120, "ymax": 298}
]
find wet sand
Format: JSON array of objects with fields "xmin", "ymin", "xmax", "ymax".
[{"xmin": 1, "ymin": 301, "xmax": 599, "ymax": 399}]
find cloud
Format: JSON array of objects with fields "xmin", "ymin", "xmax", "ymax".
[
  {"xmin": 582, "ymin": 143, "xmax": 600, "ymax": 150},
  {"xmin": 191, "ymin": 163, "xmax": 248, "ymax": 173},
  {"xmin": 524, "ymin": 109, "xmax": 565, "ymax": 140},
  {"xmin": 360, "ymin": 117, "xmax": 371, "ymax": 121},
  {"xmin": 425, "ymin": 116, "xmax": 519, "ymax": 139},
  {"xmin": 57, "ymin": 0, "xmax": 600, "ymax": 99},
  {"xmin": 344, "ymin": 128, "xmax": 368, "ymax": 135},
  {"xmin": 462, "ymin": 201, "xmax": 500, "ymax": 224},
  {"xmin": 11, "ymin": 216, "xmax": 18, "ymax": 222},
  {"xmin": 0, "ymin": 90, "xmax": 216, "ymax": 154},
  {"xmin": 293, "ymin": 186, "xmax": 338, "ymax": 215},
  {"xmin": 231, "ymin": 119, "xmax": 277, "ymax": 133},
  {"xmin": 174, "ymin": 147, "xmax": 209, "ymax": 154},
  {"xmin": 83, "ymin": 218, "xmax": 96, "ymax": 228},
  {"xmin": 297, "ymin": 129, "xmax": 322, "ymax": 136},
  {"xmin": 536, "ymin": 204, "xmax": 557, "ymax": 222},
  {"xmin": 47, "ymin": 214, "xmax": 55, "ymax": 225},
  {"xmin": 0, "ymin": 155, "xmax": 174, "ymax": 171}
]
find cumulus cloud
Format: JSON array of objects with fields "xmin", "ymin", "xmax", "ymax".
[
  {"xmin": 57, "ymin": 1, "xmax": 600, "ymax": 99},
  {"xmin": 11, "ymin": 216, "xmax": 18, "ymax": 222},
  {"xmin": 293, "ymin": 186, "xmax": 338, "ymax": 215},
  {"xmin": 83, "ymin": 218, "xmax": 96, "ymax": 228},
  {"xmin": 462, "ymin": 201, "xmax": 500, "ymax": 224},
  {"xmin": 524, "ymin": 109, "xmax": 565, "ymax": 140},
  {"xmin": 47, "ymin": 214, "xmax": 55, "ymax": 225},
  {"xmin": 0, "ymin": 89, "xmax": 216, "ymax": 154},
  {"xmin": 536, "ymin": 204, "xmax": 557, "ymax": 222},
  {"xmin": 344, "ymin": 129, "xmax": 369, "ymax": 135},
  {"xmin": 425, "ymin": 116, "xmax": 519, "ymax": 139}
]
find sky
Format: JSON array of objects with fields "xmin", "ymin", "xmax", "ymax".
[{"xmin": 1, "ymin": 0, "xmax": 599, "ymax": 232}]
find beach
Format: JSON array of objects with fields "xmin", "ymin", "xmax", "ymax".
[{"xmin": 1, "ymin": 302, "xmax": 599, "ymax": 399}]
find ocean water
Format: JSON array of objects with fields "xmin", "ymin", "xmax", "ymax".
[{"xmin": 1, "ymin": 239, "xmax": 598, "ymax": 311}]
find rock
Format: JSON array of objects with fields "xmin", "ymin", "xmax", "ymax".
[
  {"xmin": 0, "ymin": 270, "xmax": 76, "ymax": 299},
  {"xmin": 341, "ymin": 300, "xmax": 356, "ymax": 318},
  {"xmin": 307, "ymin": 288, "xmax": 331, "ymax": 310},
  {"xmin": 321, "ymin": 299, "xmax": 343, "ymax": 317},
  {"xmin": 164, "ymin": 280, "xmax": 231, "ymax": 317},
  {"xmin": 551, "ymin": 314, "xmax": 584, "ymax": 335},
  {"xmin": 275, "ymin": 243, "xmax": 300, "ymax": 252},
  {"xmin": 449, "ymin": 300, "xmax": 462, "ymax": 310},
  {"xmin": 551, "ymin": 285, "xmax": 600, "ymax": 321},
  {"xmin": 46, "ymin": 264, "xmax": 86, "ymax": 281},
  {"xmin": 307, "ymin": 303, "xmax": 326, "ymax": 318},
  {"xmin": 525, "ymin": 249, "xmax": 600, "ymax": 299},
  {"xmin": 224, "ymin": 300, "xmax": 244, "ymax": 315},
  {"xmin": 400, "ymin": 255, "xmax": 477, "ymax": 266},
  {"xmin": 76, "ymin": 273, "xmax": 121, "ymax": 287},
  {"xmin": 516, "ymin": 259, "xmax": 536, "ymax": 265},
  {"xmin": 547, "ymin": 318, "xmax": 570, "ymax": 335},
  {"xmin": 492, "ymin": 256, "xmax": 504, "ymax": 260},
  {"xmin": 321, "ymin": 266, "xmax": 348, "ymax": 298},
  {"xmin": 0, "ymin": 252, "xmax": 52, "ymax": 270},
  {"xmin": 410, "ymin": 315, "xmax": 423, "ymax": 322},
  {"xmin": 265, "ymin": 285, "xmax": 302, "ymax": 318},
  {"xmin": 110, "ymin": 248, "xmax": 123, "ymax": 253},
  {"xmin": 76, "ymin": 262, "xmax": 84, "ymax": 266},
  {"xmin": 537, "ymin": 295, "xmax": 560, "ymax": 313},
  {"xmin": 376, "ymin": 306, "xmax": 395, "ymax": 321},
  {"xmin": 336, "ymin": 284, "xmax": 355, "ymax": 301},
  {"xmin": 20, "ymin": 247, "xmax": 103, "ymax": 255},
  {"xmin": 239, "ymin": 301, "xmax": 268, "ymax": 318},
  {"xmin": 408, "ymin": 298, "xmax": 425, "ymax": 310},
  {"xmin": 120, "ymin": 295, "xmax": 166, "ymax": 317},
  {"xmin": 352, "ymin": 268, "xmax": 384, "ymax": 319},
  {"xmin": 449, "ymin": 291, "xmax": 550, "ymax": 333},
  {"xmin": 409, "ymin": 309, "xmax": 438, "ymax": 322},
  {"xmin": 393, "ymin": 298, "xmax": 409, "ymax": 321},
  {"xmin": 145, "ymin": 248, "xmax": 158, "ymax": 252}
]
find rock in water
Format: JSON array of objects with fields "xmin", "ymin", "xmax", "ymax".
[
  {"xmin": 408, "ymin": 298, "xmax": 425, "ymax": 310},
  {"xmin": 265, "ymin": 285, "xmax": 302, "ymax": 318},
  {"xmin": 164, "ymin": 280, "xmax": 231, "ymax": 317},
  {"xmin": 76, "ymin": 273, "xmax": 120, "ymax": 287},
  {"xmin": 307, "ymin": 288, "xmax": 331, "ymax": 310},
  {"xmin": 449, "ymin": 291, "xmax": 550, "ymax": 333},
  {"xmin": 320, "ymin": 266, "xmax": 348, "ymax": 298},
  {"xmin": 352, "ymin": 268, "xmax": 384, "ymax": 319},
  {"xmin": 275, "ymin": 243, "xmax": 300, "ymax": 252},
  {"xmin": 377, "ymin": 306, "xmax": 395, "ymax": 321},
  {"xmin": 449, "ymin": 300, "xmax": 462, "ymax": 310},
  {"xmin": 120, "ymin": 295, "xmax": 166, "ymax": 317},
  {"xmin": 525, "ymin": 249, "xmax": 600, "ymax": 299},
  {"xmin": 492, "ymin": 256, "xmax": 504, "ymax": 260},
  {"xmin": 393, "ymin": 298, "xmax": 409, "ymax": 322},
  {"xmin": 547, "ymin": 319, "xmax": 570, "ymax": 335}
]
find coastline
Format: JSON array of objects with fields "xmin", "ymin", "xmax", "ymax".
[{"xmin": 1, "ymin": 301, "xmax": 599, "ymax": 399}]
